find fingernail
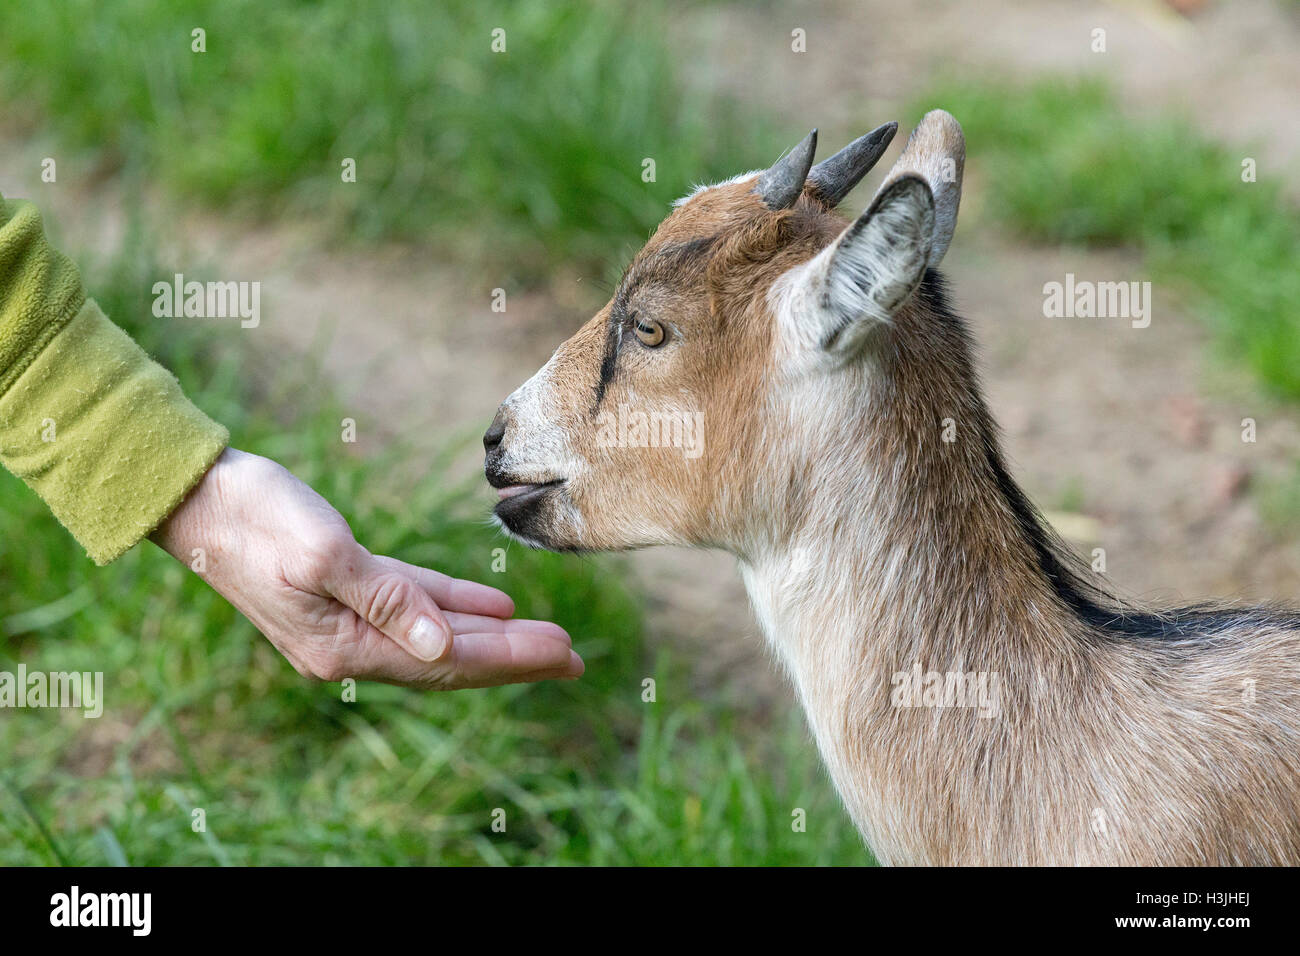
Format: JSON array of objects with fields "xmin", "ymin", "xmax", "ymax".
[{"xmin": 409, "ymin": 616, "xmax": 449, "ymax": 660}]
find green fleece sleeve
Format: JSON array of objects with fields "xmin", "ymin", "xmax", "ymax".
[{"xmin": 0, "ymin": 194, "xmax": 229, "ymax": 564}]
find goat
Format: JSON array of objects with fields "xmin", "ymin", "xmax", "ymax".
[{"xmin": 482, "ymin": 112, "xmax": 1300, "ymax": 865}]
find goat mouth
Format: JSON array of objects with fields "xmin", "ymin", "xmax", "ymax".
[{"xmin": 493, "ymin": 479, "xmax": 564, "ymax": 509}]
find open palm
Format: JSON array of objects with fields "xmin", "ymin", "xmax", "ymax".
[{"xmin": 151, "ymin": 449, "xmax": 582, "ymax": 689}]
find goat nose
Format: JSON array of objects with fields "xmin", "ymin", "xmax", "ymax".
[{"xmin": 483, "ymin": 411, "xmax": 507, "ymax": 452}]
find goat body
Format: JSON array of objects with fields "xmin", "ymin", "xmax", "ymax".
[{"xmin": 485, "ymin": 113, "xmax": 1300, "ymax": 864}]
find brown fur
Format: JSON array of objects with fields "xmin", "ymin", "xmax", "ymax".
[{"xmin": 487, "ymin": 135, "xmax": 1300, "ymax": 864}]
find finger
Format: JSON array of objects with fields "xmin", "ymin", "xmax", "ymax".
[
  {"xmin": 341, "ymin": 620, "xmax": 582, "ymax": 688},
  {"xmin": 371, "ymin": 556, "xmax": 515, "ymax": 618},
  {"xmin": 442, "ymin": 612, "xmax": 571, "ymax": 647},
  {"xmin": 326, "ymin": 552, "xmax": 454, "ymax": 662},
  {"xmin": 435, "ymin": 659, "xmax": 584, "ymax": 690},
  {"xmin": 445, "ymin": 629, "xmax": 580, "ymax": 682}
]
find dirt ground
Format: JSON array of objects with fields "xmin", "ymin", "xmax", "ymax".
[{"xmin": 4, "ymin": 0, "xmax": 1299, "ymax": 705}]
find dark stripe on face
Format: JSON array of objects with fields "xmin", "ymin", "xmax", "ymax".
[
  {"xmin": 593, "ymin": 235, "xmax": 720, "ymax": 410},
  {"xmin": 593, "ymin": 310, "xmax": 623, "ymax": 409},
  {"xmin": 617, "ymin": 236, "xmax": 720, "ymax": 305},
  {"xmin": 657, "ymin": 234, "xmax": 721, "ymax": 268}
]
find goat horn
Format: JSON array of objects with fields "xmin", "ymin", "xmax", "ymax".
[
  {"xmin": 807, "ymin": 122, "xmax": 898, "ymax": 207},
  {"xmin": 754, "ymin": 129, "xmax": 818, "ymax": 210}
]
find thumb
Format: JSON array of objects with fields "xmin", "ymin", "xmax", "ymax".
[{"xmin": 328, "ymin": 551, "xmax": 454, "ymax": 662}]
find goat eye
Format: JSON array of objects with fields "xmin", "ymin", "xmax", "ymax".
[{"xmin": 633, "ymin": 317, "xmax": 666, "ymax": 348}]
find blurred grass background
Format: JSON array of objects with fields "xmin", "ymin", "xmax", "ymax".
[
  {"xmin": 0, "ymin": 0, "xmax": 863, "ymax": 865},
  {"xmin": 0, "ymin": 0, "xmax": 766, "ymax": 280},
  {"xmin": 0, "ymin": 223, "xmax": 860, "ymax": 865},
  {"xmin": 920, "ymin": 78, "xmax": 1300, "ymax": 400},
  {"xmin": 1, "ymin": 0, "xmax": 1297, "ymax": 865}
]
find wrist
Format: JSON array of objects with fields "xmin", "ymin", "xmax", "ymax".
[{"xmin": 151, "ymin": 447, "xmax": 236, "ymax": 562}]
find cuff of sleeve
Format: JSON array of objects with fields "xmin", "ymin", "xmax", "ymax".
[{"xmin": 0, "ymin": 298, "xmax": 229, "ymax": 564}]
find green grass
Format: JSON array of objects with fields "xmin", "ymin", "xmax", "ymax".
[
  {"xmin": 0, "ymin": 0, "xmax": 766, "ymax": 280},
  {"xmin": 0, "ymin": 223, "xmax": 868, "ymax": 865},
  {"xmin": 915, "ymin": 78, "xmax": 1300, "ymax": 399},
  {"xmin": 0, "ymin": 0, "xmax": 891, "ymax": 867}
]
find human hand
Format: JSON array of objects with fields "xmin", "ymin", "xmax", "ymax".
[{"xmin": 151, "ymin": 448, "xmax": 582, "ymax": 689}]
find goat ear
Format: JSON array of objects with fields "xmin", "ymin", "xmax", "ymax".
[
  {"xmin": 872, "ymin": 109, "xmax": 965, "ymax": 267},
  {"xmin": 784, "ymin": 175, "xmax": 935, "ymax": 357},
  {"xmin": 780, "ymin": 111, "xmax": 964, "ymax": 359}
]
